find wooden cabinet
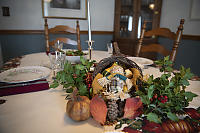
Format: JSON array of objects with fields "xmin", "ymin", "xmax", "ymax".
[{"xmin": 114, "ymin": 0, "xmax": 162, "ymax": 56}]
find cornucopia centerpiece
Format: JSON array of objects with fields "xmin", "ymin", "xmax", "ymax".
[{"xmin": 50, "ymin": 56, "xmax": 200, "ymax": 133}]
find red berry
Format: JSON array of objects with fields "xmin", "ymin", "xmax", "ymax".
[
  {"xmin": 153, "ymin": 94, "xmax": 158, "ymax": 99},
  {"xmin": 150, "ymin": 98, "xmax": 153, "ymax": 102}
]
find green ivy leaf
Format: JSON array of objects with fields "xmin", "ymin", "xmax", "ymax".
[
  {"xmin": 140, "ymin": 95, "xmax": 150, "ymax": 105},
  {"xmin": 75, "ymin": 77, "xmax": 84, "ymax": 83},
  {"xmin": 148, "ymin": 85, "xmax": 154, "ymax": 99},
  {"xmin": 180, "ymin": 79, "xmax": 190, "ymax": 86},
  {"xmin": 167, "ymin": 112, "xmax": 178, "ymax": 121},
  {"xmin": 60, "ymin": 72, "xmax": 66, "ymax": 83},
  {"xmin": 184, "ymin": 91, "xmax": 198, "ymax": 101},
  {"xmin": 65, "ymin": 74, "xmax": 74, "ymax": 84},
  {"xmin": 80, "ymin": 56, "xmax": 87, "ymax": 65},
  {"xmin": 63, "ymin": 83, "xmax": 73, "ymax": 89},
  {"xmin": 75, "ymin": 64, "xmax": 85, "ymax": 70},
  {"xmin": 78, "ymin": 84, "xmax": 88, "ymax": 96},
  {"xmin": 147, "ymin": 113, "xmax": 161, "ymax": 123},
  {"xmin": 147, "ymin": 75, "xmax": 153, "ymax": 84},
  {"xmin": 66, "ymin": 87, "xmax": 73, "ymax": 93},
  {"xmin": 49, "ymin": 82, "xmax": 59, "ymax": 88}
]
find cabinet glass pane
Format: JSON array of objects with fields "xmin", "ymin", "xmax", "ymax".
[
  {"xmin": 140, "ymin": 0, "xmax": 155, "ymax": 31},
  {"xmin": 120, "ymin": 0, "xmax": 133, "ymax": 37}
]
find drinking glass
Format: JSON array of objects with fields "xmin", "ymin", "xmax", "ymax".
[
  {"xmin": 55, "ymin": 40, "xmax": 63, "ymax": 51},
  {"xmin": 107, "ymin": 43, "xmax": 113, "ymax": 55},
  {"xmin": 49, "ymin": 52, "xmax": 66, "ymax": 78}
]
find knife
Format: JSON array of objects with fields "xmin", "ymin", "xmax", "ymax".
[{"xmin": 0, "ymin": 81, "xmax": 48, "ymax": 89}]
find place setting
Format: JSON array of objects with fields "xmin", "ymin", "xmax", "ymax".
[{"xmin": 0, "ymin": 65, "xmax": 51, "ymax": 96}]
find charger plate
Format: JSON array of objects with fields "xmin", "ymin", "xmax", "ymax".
[
  {"xmin": 127, "ymin": 57, "xmax": 153, "ymax": 66},
  {"xmin": 0, "ymin": 66, "xmax": 51, "ymax": 83}
]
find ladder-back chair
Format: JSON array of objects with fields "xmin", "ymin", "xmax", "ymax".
[
  {"xmin": 136, "ymin": 19, "xmax": 185, "ymax": 62},
  {"xmin": 44, "ymin": 18, "xmax": 82, "ymax": 53}
]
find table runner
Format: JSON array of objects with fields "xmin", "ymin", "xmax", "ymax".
[{"xmin": 0, "ymin": 79, "xmax": 49, "ymax": 96}]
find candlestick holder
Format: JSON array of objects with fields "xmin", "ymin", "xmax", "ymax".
[{"xmin": 87, "ymin": 40, "xmax": 94, "ymax": 60}]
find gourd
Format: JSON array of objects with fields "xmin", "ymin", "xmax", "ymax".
[
  {"xmin": 66, "ymin": 91, "xmax": 91, "ymax": 121},
  {"xmin": 162, "ymin": 119, "xmax": 194, "ymax": 133}
]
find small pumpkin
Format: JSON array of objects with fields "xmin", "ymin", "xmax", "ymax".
[
  {"xmin": 162, "ymin": 119, "xmax": 194, "ymax": 133},
  {"xmin": 66, "ymin": 90, "xmax": 91, "ymax": 121}
]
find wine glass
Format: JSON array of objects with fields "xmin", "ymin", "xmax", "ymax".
[
  {"xmin": 55, "ymin": 40, "xmax": 63, "ymax": 51},
  {"xmin": 107, "ymin": 43, "xmax": 113, "ymax": 55},
  {"xmin": 49, "ymin": 51, "xmax": 66, "ymax": 79}
]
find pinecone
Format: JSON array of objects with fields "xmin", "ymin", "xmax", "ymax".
[
  {"xmin": 107, "ymin": 100, "xmax": 119, "ymax": 121},
  {"xmin": 117, "ymin": 99, "xmax": 125, "ymax": 117}
]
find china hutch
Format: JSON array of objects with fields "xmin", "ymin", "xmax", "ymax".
[{"xmin": 114, "ymin": 0, "xmax": 162, "ymax": 56}]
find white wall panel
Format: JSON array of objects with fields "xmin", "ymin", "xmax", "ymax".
[
  {"xmin": 0, "ymin": 0, "xmax": 115, "ymax": 31},
  {"xmin": 160, "ymin": 0, "xmax": 200, "ymax": 35}
]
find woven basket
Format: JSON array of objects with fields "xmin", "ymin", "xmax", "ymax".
[{"xmin": 93, "ymin": 56, "xmax": 143, "ymax": 79}]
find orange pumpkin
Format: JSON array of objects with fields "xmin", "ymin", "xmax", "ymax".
[{"xmin": 66, "ymin": 95, "xmax": 91, "ymax": 121}]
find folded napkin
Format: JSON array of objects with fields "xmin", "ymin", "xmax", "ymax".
[{"xmin": 0, "ymin": 79, "xmax": 49, "ymax": 97}]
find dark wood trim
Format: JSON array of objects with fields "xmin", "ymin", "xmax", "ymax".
[
  {"xmin": 182, "ymin": 34, "xmax": 200, "ymax": 40},
  {"xmin": 0, "ymin": 30, "xmax": 44, "ymax": 34},
  {"xmin": 0, "ymin": 30, "xmax": 113, "ymax": 35},
  {"xmin": 81, "ymin": 31, "xmax": 113, "ymax": 35},
  {"xmin": 0, "ymin": 30, "xmax": 200, "ymax": 40}
]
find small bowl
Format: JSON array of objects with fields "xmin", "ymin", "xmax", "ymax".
[{"xmin": 65, "ymin": 55, "xmax": 87, "ymax": 64}]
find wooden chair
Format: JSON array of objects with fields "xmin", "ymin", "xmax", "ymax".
[
  {"xmin": 136, "ymin": 19, "xmax": 185, "ymax": 62},
  {"xmin": 112, "ymin": 42, "xmax": 127, "ymax": 57},
  {"xmin": 44, "ymin": 18, "xmax": 82, "ymax": 53}
]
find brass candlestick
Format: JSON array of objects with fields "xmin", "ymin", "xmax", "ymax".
[{"xmin": 87, "ymin": 40, "xmax": 94, "ymax": 60}]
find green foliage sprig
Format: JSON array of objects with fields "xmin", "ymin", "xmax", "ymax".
[
  {"xmin": 137, "ymin": 56, "xmax": 198, "ymax": 123},
  {"xmin": 65, "ymin": 50, "xmax": 87, "ymax": 56},
  {"xmin": 50, "ymin": 56, "xmax": 95, "ymax": 98}
]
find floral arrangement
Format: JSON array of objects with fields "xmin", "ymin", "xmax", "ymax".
[
  {"xmin": 50, "ymin": 56, "xmax": 200, "ymax": 132},
  {"xmin": 115, "ymin": 56, "xmax": 199, "ymax": 132},
  {"xmin": 50, "ymin": 56, "xmax": 95, "ymax": 98}
]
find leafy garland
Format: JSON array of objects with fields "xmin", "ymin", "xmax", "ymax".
[
  {"xmin": 50, "ymin": 56, "xmax": 95, "ymax": 97},
  {"xmin": 116, "ymin": 56, "xmax": 198, "ymax": 130},
  {"xmin": 136, "ymin": 56, "xmax": 198, "ymax": 123}
]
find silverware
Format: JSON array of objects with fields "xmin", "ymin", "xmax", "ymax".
[{"xmin": 0, "ymin": 81, "xmax": 48, "ymax": 89}]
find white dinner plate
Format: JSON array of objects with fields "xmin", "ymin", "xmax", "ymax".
[
  {"xmin": 127, "ymin": 57, "xmax": 154, "ymax": 66},
  {"xmin": 0, "ymin": 66, "xmax": 51, "ymax": 83}
]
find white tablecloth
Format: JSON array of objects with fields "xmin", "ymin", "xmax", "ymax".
[{"xmin": 0, "ymin": 52, "xmax": 199, "ymax": 133}]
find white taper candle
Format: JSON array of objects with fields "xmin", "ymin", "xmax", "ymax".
[{"xmin": 88, "ymin": 1, "xmax": 91, "ymax": 42}]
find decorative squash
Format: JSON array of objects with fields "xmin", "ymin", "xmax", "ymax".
[
  {"xmin": 183, "ymin": 108, "xmax": 200, "ymax": 120},
  {"xmin": 162, "ymin": 119, "xmax": 194, "ymax": 133},
  {"xmin": 66, "ymin": 93, "xmax": 91, "ymax": 121}
]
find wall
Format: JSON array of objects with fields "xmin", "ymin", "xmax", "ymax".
[
  {"xmin": 160, "ymin": 0, "xmax": 200, "ymax": 35},
  {"xmin": 0, "ymin": 0, "xmax": 115, "ymax": 62},
  {"xmin": 0, "ymin": 34, "xmax": 112, "ymax": 62},
  {"xmin": 0, "ymin": 0, "xmax": 200, "ymax": 76},
  {"xmin": 160, "ymin": 0, "xmax": 200, "ymax": 76},
  {"xmin": 0, "ymin": 0, "xmax": 115, "ymax": 31}
]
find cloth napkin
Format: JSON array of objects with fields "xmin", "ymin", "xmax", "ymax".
[{"xmin": 0, "ymin": 79, "xmax": 49, "ymax": 97}]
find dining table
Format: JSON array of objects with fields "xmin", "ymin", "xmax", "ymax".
[{"xmin": 0, "ymin": 50, "xmax": 199, "ymax": 133}]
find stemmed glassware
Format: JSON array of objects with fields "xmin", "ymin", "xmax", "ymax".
[
  {"xmin": 107, "ymin": 43, "xmax": 113, "ymax": 55},
  {"xmin": 49, "ymin": 51, "xmax": 66, "ymax": 79},
  {"xmin": 49, "ymin": 41, "xmax": 65, "ymax": 79}
]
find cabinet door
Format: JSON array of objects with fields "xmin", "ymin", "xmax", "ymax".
[
  {"xmin": 114, "ymin": 0, "xmax": 137, "ymax": 39},
  {"xmin": 138, "ymin": 0, "xmax": 162, "ymax": 33},
  {"xmin": 114, "ymin": 0, "xmax": 162, "ymax": 56}
]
